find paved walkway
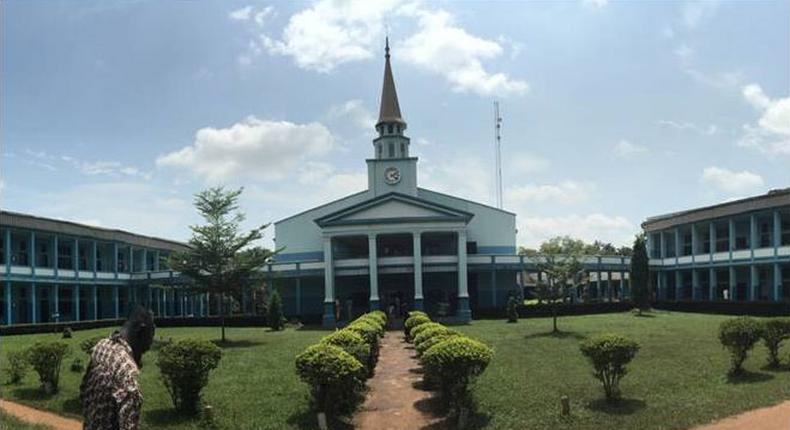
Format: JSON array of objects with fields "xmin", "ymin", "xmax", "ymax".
[
  {"xmin": 353, "ymin": 331, "xmax": 444, "ymax": 430},
  {"xmin": 0, "ymin": 398, "xmax": 81, "ymax": 430},
  {"xmin": 691, "ymin": 401, "xmax": 789, "ymax": 430}
]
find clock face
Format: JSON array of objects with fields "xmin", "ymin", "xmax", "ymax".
[{"xmin": 384, "ymin": 167, "xmax": 401, "ymax": 185}]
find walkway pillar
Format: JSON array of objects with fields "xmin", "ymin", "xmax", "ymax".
[
  {"xmin": 295, "ymin": 275, "xmax": 302, "ymax": 315},
  {"xmin": 750, "ymin": 265, "xmax": 759, "ymax": 301},
  {"xmin": 53, "ymin": 284, "xmax": 60, "ymax": 322},
  {"xmin": 729, "ymin": 266, "xmax": 736, "ymax": 301},
  {"xmin": 675, "ymin": 271, "xmax": 682, "ymax": 300},
  {"xmin": 30, "ymin": 282, "xmax": 37, "ymax": 324},
  {"xmin": 73, "ymin": 285, "xmax": 80, "ymax": 321},
  {"xmin": 456, "ymin": 230, "xmax": 471, "ymax": 322},
  {"xmin": 4, "ymin": 281, "xmax": 12, "ymax": 325},
  {"xmin": 91, "ymin": 285, "xmax": 98, "ymax": 319},
  {"xmin": 691, "ymin": 269, "xmax": 699, "ymax": 301},
  {"xmin": 113, "ymin": 285, "xmax": 119, "ymax": 318},
  {"xmin": 413, "ymin": 232, "xmax": 423, "ymax": 310},
  {"xmin": 607, "ymin": 271, "xmax": 613, "ymax": 301},
  {"xmin": 709, "ymin": 268, "xmax": 716, "ymax": 301},
  {"xmin": 774, "ymin": 263, "xmax": 782, "ymax": 302},
  {"xmin": 368, "ymin": 233, "xmax": 380, "ymax": 311},
  {"xmin": 322, "ymin": 236, "xmax": 335, "ymax": 328}
]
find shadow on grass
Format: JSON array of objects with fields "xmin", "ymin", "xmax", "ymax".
[
  {"xmin": 415, "ymin": 398, "xmax": 491, "ymax": 430},
  {"xmin": 632, "ymin": 313, "xmax": 657, "ymax": 318},
  {"xmin": 760, "ymin": 363, "xmax": 789, "ymax": 373},
  {"xmin": 210, "ymin": 339, "xmax": 265, "ymax": 349},
  {"xmin": 144, "ymin": 408, "xmax": 200, "ymax": 426},
  {"xmin": 409, "ymin": 366, "xmax": 424, "ymax": 375},
  {"xmin": 726, "ymin": 370, "xmax": 775, "ymax": 384},
  {"xmin": 524, "ymin": 331, "xmax": 587, "ymax": 341},
  {"xmin": 12, "ymin": 387, "xmax": 52, "ymax": 401},
  {"xmin": 588, "ymin": 398, "xmax": 647, "ymax": 415},
  {"xmin": 286, "ymin": 407, "xmax": 354, "ymax": 430},
  {"xmin": 61, "ymin": 396, "xmax": 82, "ymax": 415}
]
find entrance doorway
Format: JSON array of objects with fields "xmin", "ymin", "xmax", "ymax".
[{"xmin": 379, "ymin": 273, "xmax": 414, "ymax": 322}]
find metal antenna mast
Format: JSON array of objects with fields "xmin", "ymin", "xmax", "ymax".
[{"xmin": 494, "ymin": 101, "xmax": 503, "ymax": 209}]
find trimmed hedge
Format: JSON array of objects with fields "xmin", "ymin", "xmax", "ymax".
[
  {"xmin": 410, "ymin": 322, "xmax": 445, "ymax": 342},
  {"xmin": 27, "ymin": 341, "xmax": 70, "ymax": 393},
  {"xmin": 295, "ymin": 311, "xmax": 388, "ymax": 419},
  {"xmin": 404, "ymin": 315, "xmax": 431, "ymax": 341},
  {"xmin": 579, "ymin": 334, "xmax": 640, "ymax": 400},
  {"xmin": 416, "ymin": 332, "xmax": 461, "ymax": 357},
  {"xmin": 761, "ymin": 318, "xmax": 790, "ymax": 367},
  {"xmin": 718, "ymin": 316, "xmax": 762, "ymax": 374},
  {"xmin": 157, "ymin": 339, "xmax": 223, "ymax": 414},
  {"xmin": 413, "ymin": 325, "xmax": 455, "ymax": 351}
]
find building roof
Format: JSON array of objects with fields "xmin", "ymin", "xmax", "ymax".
[
  {"xmin": 1, "ymin": 209, "xmax": 189, "ymax": 251},
  {"xmin": 376, "ymin": 38, "xmax": 406, "ymax": 128},
  {"xmin": 642, "ymin": 187, "xmax": 790, "ymax": 232},
  {"xmin": 314, "ymin": 192, "xmax": 474, "ymax": 227}
]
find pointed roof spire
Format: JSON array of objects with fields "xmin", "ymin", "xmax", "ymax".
[{"xmin": 377, "ymin": 37, "xmax": 406, "ymax": 129}]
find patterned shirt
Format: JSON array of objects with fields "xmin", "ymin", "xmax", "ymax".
[{"xmin": 80, "ymin": 333, "xmax": 142, "ymax": 430}]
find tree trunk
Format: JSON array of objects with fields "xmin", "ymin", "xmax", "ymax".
[
  {"xmin": 220, "ymin": 293, "xmax": 226, "ymax": 343},
  {"xmin": 552, "ymin": 304, "xmax": 558, "ymax": 333}
]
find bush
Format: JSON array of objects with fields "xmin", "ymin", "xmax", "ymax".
[
  {"xmin": 507, "ymin": 296, "xmax": 519, "ymax": 323},
  {"xmin": 157, "ymin": 339, "xmax": 223, "ymax": 414},
  {"xmin": 404, "ymin": 314, "xmax": 431, "ymax": 341},
  {"xmin": 295, "ymin": 343, "xmax": 366, "ymax": 417},
  {"xmin": 718, "ymin": 317, "xmax": 762, "ymax": 374},
  {"xmin": 422, "ymin": 336, "xmax": 494, "ymax": 417},
  {"xmin": 69, "ymin": 358, "xmax": 84, "ymax": 373},
  {"xmin": 413, "ymin": 325, "xmax": 455, "ymax": 350},
  {"xmin": 322, "ymin": 329, "xmax": 372, "ymax": 376},
  {"xmin": 80, "ymin": 335, "xmax": 105, "ymax": 354},
  {"xmin": 761, "ymin": 318, "xmax": 790, "ymax": 368},
  {"xmin": 408, "ymin": 310, "xmax": 428, "ymax": 319},
  {"xmin": 416, "ymin": 332, "xmax": 461, "ymax": 357},
  {"xmin": 27, "ymin": 341, "xmax": 70, "ymax": 393},
  {"xmin": 364, "ymin": 311, "xmax": 387, "ymax": 327},
  {"xmin": 5, "ymin": 350, "xmax": 30, "ymax": 384},
  {"xmin": 268, "ymin": 290, "xmax": 285, "ymax": 331},
  {"xmin": 410, "ymin": 321, "xmax": 442, "ymax": 339},
  {"xmin": 347, "ymin": 320, "xmax": 383, "ymax": 345},
  {"xmin": 579, "ymin": 334, "xmax": 640, "ymax": 400},
  {"xmin": 62, "ymin": 327, "xmax": 73, "ymax": 339},
  {"xmin": 356, "ymin": 314, "xmax": 386, "ymax": 331}
]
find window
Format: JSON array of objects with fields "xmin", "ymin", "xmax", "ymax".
[
  {"xmin": 759, "ymin": 221, "xmax": 771, "ymax": 247},
  {"xmin": 79, "ymin": 247, "xmax": 89, "ymax": 271},
  {"xmin": 388, "ymin": 143, "xmax": 394, "ymax": 157},
  {"xmin": 37, "ymin": 242, "xmax": 49, "ymax": 267},
  {"xmin": 378, "ymin": 145, "xmax": 382, "ymax": 158},
  {"xmin": 58, "ymin": 244, "xmax": 72, "ymax": 269},
  {"xmin": 14, "ymin": 239, "xmax": 28, "ymax": 265},
  {"xmin": 387, "ymin": 124, "xmax": 393, "ymax": 134},
  {"xmin": 400, "ymin": 143, "xmax": 405, "ymax": 156},
  {"xmin": 716, "ymin": 225, "xmax": 729, "ymax": 252},
  {"xmin": 682, "ymin": 233, "xmax": 692, "ymax": 256}
]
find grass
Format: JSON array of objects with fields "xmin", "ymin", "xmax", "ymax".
[
  {"xmin": 0, "ymin": 325, "xmax": 325, "ymax": 430},
  {"xmin": 456, "ymin": 311, "xmax": 790, "ymax": 430},
  {"xmin": 0, "ymin": 312, "xmax": 788, "ymax": 430},
  {"xmin": 0, "ymin": 411, "xmax": 49, "ymax": 430}
]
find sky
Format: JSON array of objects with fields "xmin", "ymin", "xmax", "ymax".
[{"xmin": 1, "ymin": 0, "xmax": 789, "ymax": 250}]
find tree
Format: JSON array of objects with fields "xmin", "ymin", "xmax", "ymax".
[
  {"xmin": 169, "ymin": 187, "xmax": 274, "ymax": 343},
  {"xmin": 630, "ymin": 234, "xmax": 650, "ymax": 314},
  {"xmin": 532, "ymin": 249, "xmax": 588, "ymax": 333},
  {"xmin": 268, "ymin": 289, "xmax": 285, "ymax": 331}
]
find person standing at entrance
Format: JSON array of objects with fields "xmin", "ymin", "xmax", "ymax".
[{"xmin": 80, "ymin": 306, "xmax": 155, "ymax": 430}]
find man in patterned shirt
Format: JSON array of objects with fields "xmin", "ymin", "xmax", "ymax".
[{"xmin": 80, "ymin": 306, "xmax": 155, "ymax": 430}]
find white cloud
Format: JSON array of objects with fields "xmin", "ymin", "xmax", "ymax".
[
  {"xmin": 681, "ymin": 1, "xmax": 719, "ymax": 30},
  {"xmin": 327, "ymin": 99, "xmax": 376, "ymax": 130},
  {"xmin": 701, "ymin": 166, "xmax": 764, "ymax": 194},
  {"xmin": 657, "ymin": 120, "xmax": 718, "ymax": 136},
  {"xmin": 518, "ymin": 214, "xmax": 636, "ymax": 248},
  {"xmin": 229, "ymin": 6, "xmax": 253, "ymax": 21},
  {"xmin": 400, "ymin": 8, "xmax": 528, "ymax": 97},
  {"xmin": 613, "ymin": 140, "xmax": 648, "ymax": 157},
  {"xmin": 60, "ymin": 156, "xmax": 151, "ymax": 179},
  {"xmin": 420, "ymin": 156, "xmax": 492, "ymax": 204},
  {"xmin": 674, "ymin": 44, "xmax": 742, "ymax": 88},
  {"xmin": 582, "ymin": 0, "xmax": 609, "ymax": 9},
  {"xmin": 507, "ymin": 152, "xmax": 549, "ymax": 174},
  {"xmin": 506, "ymin": 181, "xmax": 594, "ymax": 205},
  {"xmin": 259, "ymin": 0, "xmax": 398, "ymax": 72},
  {"xmin": 156, "ymin": 116, "xmax": 335, "ymax": 183},
  {"xmin": 737, "ymin": 84, "xmax": 790, "ymax": 156}
]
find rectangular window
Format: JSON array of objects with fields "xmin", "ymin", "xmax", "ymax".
[
  {"xmin": 759, "ymin": 221, "xmax": 771, "ymax": 247},
  {"xmin": 400, "ymin": 143, "xmax": 405, "ymax": 156},
  {"xmin": 682, "ymin": 233, "xmax": 692, "ymax": 256},
  {"xmin": 58, "ymin": 244, "xmax": 72, "ymax": 269},
  {"xmin": 388, "ymin": 143, "xmax": 394, "ymax": 157},
  {"xmin": 37, "ymin": 242, "xmax": 49, "ymax": 267},
  {"xmin": 716, "ymin": 225, "xmax": 729, "ymax": 252},
  {"xmin": 701, "ymin": 231, "xmax": 710, "ymax": 253}
]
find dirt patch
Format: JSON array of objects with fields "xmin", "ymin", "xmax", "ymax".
[
  {"xmin": 691, "ymin": 401, "xmax": 789, "ymax": 430},
  {"xmin": 0, "ymin": 398, "xmax": 82, "ymax": 430},
  {"xmin": 353, "ymin": 331, "xmax": 446, "ymax": 430}
]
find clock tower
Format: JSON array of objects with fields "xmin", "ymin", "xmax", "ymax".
[{"xmin": 367, "ymin": 38, "xmax": 418, "ymax": 197}]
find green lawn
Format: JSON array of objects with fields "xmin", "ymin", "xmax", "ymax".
[
  {"xmin": 0, "ymin": 326, "xmax": 325, "ymax": 430},
  {"xmin": 457, "ymin": 312, "xmax": 790, "ymax": 430},
  {"xmin": 0, "ymin": 411, "xmax": 49, "ymax": 430},
  {"xmin": 0, "ymin": 312, "xmax": 788, "ymax": 430}
]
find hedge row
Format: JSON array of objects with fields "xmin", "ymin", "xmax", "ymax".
[
  {"xmin": 404, "ymin": 311, "xmax": 494, "ymax": 426},
  {"xmin": 294, "ymin": 310, "xmax": 388, "ymax": 420}
]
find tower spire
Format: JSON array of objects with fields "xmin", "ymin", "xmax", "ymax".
[{"xmin": 377, "ymin": 37, "xmax": 406, "ymax": 129}]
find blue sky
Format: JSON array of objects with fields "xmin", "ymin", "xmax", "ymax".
[{"xmin": 2, "ymin": 0, "xmax": 789, "ymax": 249}]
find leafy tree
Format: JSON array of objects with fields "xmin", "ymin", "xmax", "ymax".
[
  {"xmin": 630, "ymin": 234, "xmax": 651, "ymax": 314},
  {"xmin": 531, "ymin": 249, "xmax": 588, "ymax": 333},
  {"xmin": 268, "ymin": 289, "xmax": 285, "ymax": 331},
  {"xmin": 169, "ymin": 187, "xmax": 275, "ymax": 342}
]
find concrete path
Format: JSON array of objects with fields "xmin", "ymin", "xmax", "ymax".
[
  {"xmin": 353, "ymin": 331, "xmax": 444, "ymax": 430},
  {"xmin": 0, "ymin": 398, "xmax": 81, "ymax": 430},
  {"xmin": 691, "ymin": 401, "xmax": 789, "ymax": 430}
]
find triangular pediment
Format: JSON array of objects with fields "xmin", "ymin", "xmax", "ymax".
[{"xmin": 314, "ymin": 193, "xmax": 473, "ymax": 227}]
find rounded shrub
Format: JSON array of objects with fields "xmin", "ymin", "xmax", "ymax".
[
  {"xmin": 267, "ymin": 290, "xmax": 285, "ymax": 331},
  {"xmin": 413, "ymin": 325, "xmax": 455, "ymax": 350},
  {"xmin": 356, "ymin": 314, "xmax": 385, "ymax": 331},
  {"xmin": 408, "ymin": 310, "xmax": 428, "ymax": 319},
  {"xmin": 506, "ymin": 296, "xmax": 519, "ymax": 323},
  {"xmin": 422, "ymin": 336, "xmax": 494, "ymax": 416},
  {"xmin": 410, "ymin": 322, "xmax": 445, "ymax": 342},
  {"xmin": 4, "ymin": 350, "xmax": 30, "ymax": 384},
  {"xmin": 362, "ymin": 311, "xmax": 387, "ymax": 328},
  {"xmin": 61, "ymin": 327, "xmax": 73, "ymax": 339},
  {"xmin": 718, "ymin": 316, "xmax": 762, "ymax": 374},
  {"xmin": 27, "ymin": 341, "xmax": 70, "ymax": 393},
  {"xmin": 416, "ymin": 332, "xmax": 461, "ymax": 357},
  {"xmin": 69, "ymin": 357, "xmax": 84, "ymax": 373},
  {"xmin": 295, "ymin": 343, "xmax": 366, "ymax": 417},
  {"xmin": 579, "ymin": 334, "xmax": 640, "ymax": 400},
  {"xmin": 761, "ymin": 318, "xmax": 790, "ymax": 368},
  {"xmin": 405, "ymin": 314, "xmax": 431, "ymax": 341},
  {"xmin": 322, "ymin": 329, "xmax": 372, "ymax": 376},
  {"xmin": 347, "ymin": 320, "xmax": 383, "ymax": 346},
  {"xmin": 157, "ymin": 339, "xmax": 223, "ymax": 414},
  {"xmin": 370, "ymin": 310, "xmax": 388, "ymax": 324}
]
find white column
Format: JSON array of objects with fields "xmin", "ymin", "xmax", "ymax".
[
  {"xmin": 750, "ymin": 265, "xmax": 759, "ymax": 301},
  {"xmin": 691, "ymin": 269, "xmax": 699, "ymax": 301},
  {"xmin": 773, "ymin": 263, "xmax": 781, "ymax": 302},
  {"xmin": 413, "ymin": 232, "xmax": 423, "ymax": 307},
  {"xmin": 368, "ymin": 233, "xmax": 379, "ymax": 308},
  {"xmin": 323, "ymin": 236, "xmax": 335, "ymax": 327},
  {"xmin": 457, "ymin": 230, "xmax": 468, "ymax": 298}
]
